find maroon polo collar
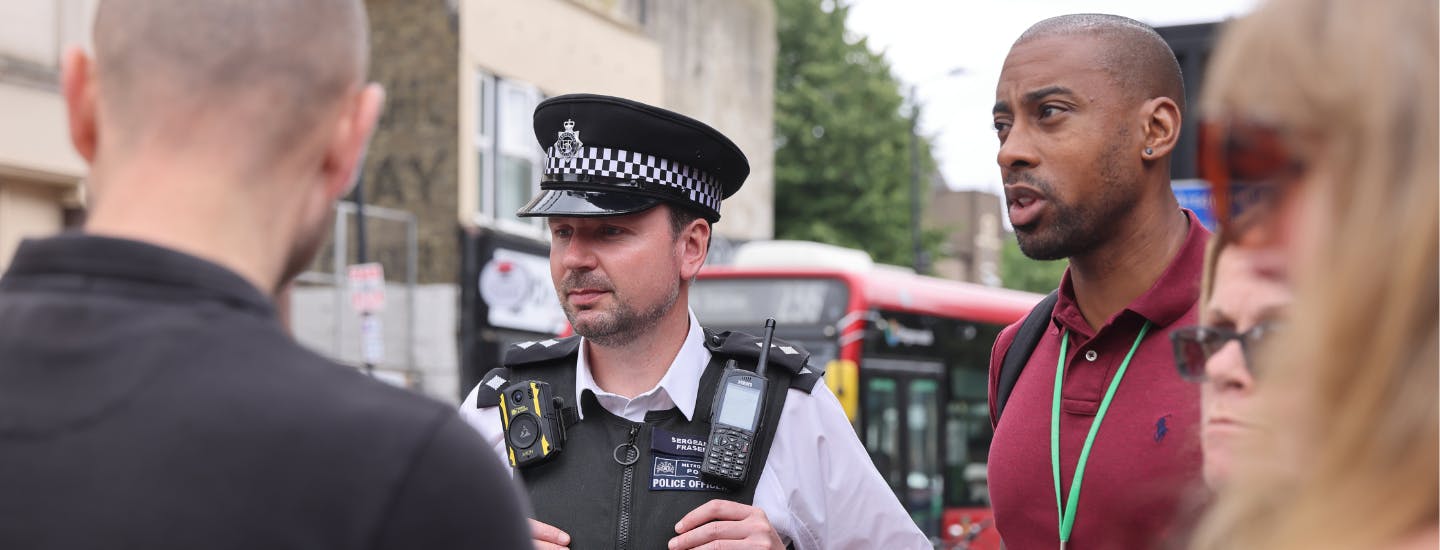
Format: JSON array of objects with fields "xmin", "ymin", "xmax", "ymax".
[{"xmin": 1051, "ymin": 209, "xmax": 1211, "ymax": 338}]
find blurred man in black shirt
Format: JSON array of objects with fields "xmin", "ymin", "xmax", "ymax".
[{"xmin": 0, "ymin": 1, "xmax": 530, "ymax": 548}]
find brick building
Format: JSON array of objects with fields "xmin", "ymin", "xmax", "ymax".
[
  {"xmin": 0, "ymin": 1, "xmax": 776, "ymax": 403},
  {"xmin": 926, "ymin": 189, "xmax": 1003, "ymax": 287},
  {"xmin": 289, "ymin": 0, "xmax": 779, "ymax": 401}
]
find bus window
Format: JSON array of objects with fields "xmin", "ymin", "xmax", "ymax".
[
  {"xmin": 799, "ymin": 340, "xmax": 839, "ymax": 374},
  {"xmin": 692, "ymin": 266, "xmax": 1044, "ymax": 545},
  {"xmin": 690, "ymin": 278, "xmax": 848, "ymax": 327},
  {"xmin": 864, "ymin": 377, "xmax": 901, "ymax": 493},
  {"xmin": 907, "ymin": 378, "xmax": 942, "ymax": 536},
  {"xmin": 945, "ymin": 323, "xmax": 1004, "ymax": 509},
  {"xmin": 864, "ymin": 357, "xmax": 945, "ymax": 539}
]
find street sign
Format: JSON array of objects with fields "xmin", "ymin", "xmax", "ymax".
[
  {"xmin": 361, "ymin": 313, "xmax": 385, "ymax": 364},
  {"xmin": 347, "ymin": 262, "xmax": 386, "ymax": 314},
  {"xmin": 479, "ymin": 248, "xmax": 567, "ymax": 334},
  {"xmin": 1172, "ymin": 179, "xmax": 1216, "ymax": 231}
]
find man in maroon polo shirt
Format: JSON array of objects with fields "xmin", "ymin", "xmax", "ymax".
[{"xmin": 987, "ymin": 14, "xmax": 1208, "ymax": 550}]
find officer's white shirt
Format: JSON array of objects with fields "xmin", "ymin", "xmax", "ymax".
[{"xmin": 459, "ymin": 310, "xmax": 931, "ymax": 550}]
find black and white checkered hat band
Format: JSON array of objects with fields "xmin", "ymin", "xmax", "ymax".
[{"xmin": 545, "ymin": 146, "xmax": 723, "ymax": 214}]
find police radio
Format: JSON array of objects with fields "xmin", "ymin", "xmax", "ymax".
[
  {"xmin": 498, "ymin": 380, "xmax": 566, "ymax": 468},
  {"xmin": 701, "ymin": 318, "xmax": 777, "ymax": 488}
]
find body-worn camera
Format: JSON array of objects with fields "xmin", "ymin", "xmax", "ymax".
[{"xmin": 498, "ymin": 380, "xmax": 566, "ymax": 468}]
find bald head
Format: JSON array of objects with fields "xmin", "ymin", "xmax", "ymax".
[
  {"xmin": 92, "ymin": 0, "xmax": 369, "ymax": 159},
  {"xmin": 1015, "ymin": 14, "xmax": 1185, "ymax": 113}
]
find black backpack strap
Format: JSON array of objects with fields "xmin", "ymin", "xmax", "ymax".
[{"xmin": 995, "ymin": 290, "xmax": 1060, "ymax": 422}]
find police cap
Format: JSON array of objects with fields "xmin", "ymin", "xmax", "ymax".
[{"xmin": 517, "ymin": 93, "xmax": 749, "ymax": 223}]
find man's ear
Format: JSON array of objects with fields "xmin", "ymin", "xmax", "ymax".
[
  {"xmin": 61, "ymin": 46, "xmax": 99, "ymax": 163},
  {"xmin": 322, "ymin": 83, "xmax": 386, "ymax": 200},
  {"xmin": 1140, "ymin": 96, "xmax": 1182, "ymax": 160},
  {"xmin": 677, "ymin": 217, "xmax": 711, "ymax": 282}
]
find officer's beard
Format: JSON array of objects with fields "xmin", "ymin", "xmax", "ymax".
[{"xmin": 560, "ymin": 271, "xmax": 680, "ymax": 348}]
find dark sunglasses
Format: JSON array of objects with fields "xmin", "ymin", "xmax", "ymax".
[
  {"xmin": 1170, "ymin": 322, "xmax": 1283, "ymax": 382},
  {"xmin": 1197, "ymin": 119, "xmax": 1307, "ymax": 245}
]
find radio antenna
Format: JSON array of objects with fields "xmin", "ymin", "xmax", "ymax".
[{"xmin": 756, "ymin": 318, "xmax": 777, "ymax": 379}]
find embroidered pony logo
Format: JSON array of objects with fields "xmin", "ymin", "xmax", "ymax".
[{"xmin": 1154, "ymin": 415, "xmax": 1172, "ymax": 443}]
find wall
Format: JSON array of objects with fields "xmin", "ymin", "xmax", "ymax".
[
  {"xmin": 0, "ymin": 179, "xmax": 66, "ymax": 270},
  {"xmin": 0, "ymin": 1, "xmax": 94, "ymax": 270},
  {"xmin": 291, "ymin": 283, "xmax": 462, "ymax": 403},
  {"xmin": 642, "ymin": 0, "xmax": 777, "ymax": 241},
  {"xmin": 460, "ymin": 0, "xmax": 663, "ymax": 102},
  {"xmin": 457, "ymin": 0, "xmax": 666, "ymax": 226},
  {"xmin": 926, "ymin": 190, "xmax": 1003, "ymax": 286},
  {"xmin": 362, "ymin": 0, "xmax": 463, "ymax": 285}
]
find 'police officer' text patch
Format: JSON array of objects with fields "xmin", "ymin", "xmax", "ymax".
[
  {"xmin": 650, "ymin": 455, "xmax": 726, "ymax": 491},
  {"xmin": 650, "ymin": 428, "xmax": 725, "ymax": 492}
]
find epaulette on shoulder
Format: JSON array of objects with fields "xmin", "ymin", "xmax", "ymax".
[
  {"xmin": 473, "ymin": 367, "xmax": 510, "ymax": 408},
  {"xmin": 704, "ymin": 329, "xmax": 825, "ymax": 393},
  {"xmin": 476, "ymin": 336, "xmax": 581, "ymax": 408},
  {"xmin": 502, "ymin": 335, "xmax": 582, "ymax": 368}
]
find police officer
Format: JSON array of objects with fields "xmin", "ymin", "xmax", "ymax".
[{"xmin": 459, "ymin": 94, "xmax": 930, "ymax": 549}]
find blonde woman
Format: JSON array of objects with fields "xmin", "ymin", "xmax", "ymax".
[
  {"xmin": 1188, "ymin": 0, "xmax": 1439, "ymax": 548},
  {"xmin": 1172, "ymin": 239, "xmax": 1290, "ymax": 487}
]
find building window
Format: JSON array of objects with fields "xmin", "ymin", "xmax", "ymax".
[
  {"xmin": 475, "ymin": 71, "xmax": 544, "ymax": 234},
  {"xmin": 475, "ymin": 72, "xmax": 494, "ymax": 221},
  {"xmin": 497, "ymin": 79, "xmax": 542, "ymax": 221}
]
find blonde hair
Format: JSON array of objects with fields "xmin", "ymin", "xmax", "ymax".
[
  {"xmin": 1197, "ymin": 231, "xmax": 1227, "ymax": 316},
  {"xmin": 1190, "ymin": 0, "xmax": 1439, "ymax": 548}
]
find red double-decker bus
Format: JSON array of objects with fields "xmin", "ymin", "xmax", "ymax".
[{"xmin": 692, "ymin": 241, "xmax": 1042, "ymax": 549}]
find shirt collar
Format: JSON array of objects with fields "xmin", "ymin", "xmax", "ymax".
[
  {"xmin": 573, "ymin": 309, "xmax": 711, "ymax": 421},
  {"xmin": 1053, "ymin": 208, "xmax": 1211, "ymax": 335},
  {"xmin": 1, "ymin": 233, "xmax": 276, "ymax": 318}
]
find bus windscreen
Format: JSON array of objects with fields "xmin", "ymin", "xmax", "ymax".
[{"xmin": 691, "ymin": 278, "xmax": 849, "ymax": 327}]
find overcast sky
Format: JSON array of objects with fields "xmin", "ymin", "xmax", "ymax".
[{"xmin": 844, "ymin": 0, "xmax": 1257, "ymax": 203}]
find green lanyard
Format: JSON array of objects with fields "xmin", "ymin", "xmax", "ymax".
[{"xmin": 1051, "ymin": 321, "xmax": 1151, "ymax": 550}]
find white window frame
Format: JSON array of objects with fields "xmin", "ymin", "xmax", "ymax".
[
  {"xmin": 472, "ymin": 70, "xmax": 546, "ymax": 240},
  {"xmin": 474, "ymin": 71, "xmax": 496, "ymax": 226},
  {"xmin": 495, "ymin": 79, "xmax": 544, "ymax": 235}
]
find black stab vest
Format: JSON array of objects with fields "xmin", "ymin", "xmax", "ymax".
[{"xmin": 476, "ymin": 330, "xmax": 823, "ymax": 550}]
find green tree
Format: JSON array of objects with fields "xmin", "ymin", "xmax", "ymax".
[
  {"xmin": 1000, "ymin": 235, "xmax": 1069, "ymax": 294},
  {"xmin": 773, "ymin": 0, "xmax": 942, "ymax": 269}
]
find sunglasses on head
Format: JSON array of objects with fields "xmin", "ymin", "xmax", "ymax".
[
  {"xmin": 1170, "ymin": 321, "xmax": 1282, "ymax": 383},
  {"xmin": 1197, "ymin": 118, "xmax": 1307, "ymax": 245}
]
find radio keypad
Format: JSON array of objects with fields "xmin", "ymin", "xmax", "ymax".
[{"xmin": 704, "ymin": 426, "xmax": 751, "ymax": 478}]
